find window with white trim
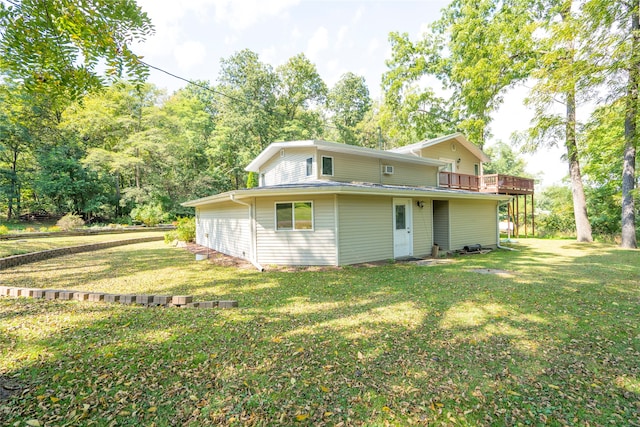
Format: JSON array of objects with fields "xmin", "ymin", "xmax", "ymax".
[
  {"xmin": 276, "ymin": 202, "xmax": 313, "ymax": 230},
  {"xmin": 321, "ymin": 156, "xmax": 334, "ymax": 176}
]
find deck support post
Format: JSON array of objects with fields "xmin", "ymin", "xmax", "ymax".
[{"xmin": 524, "ymin": 194, "xmax": 528, "ymax": 237}]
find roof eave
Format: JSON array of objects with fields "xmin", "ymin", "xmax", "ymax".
[{"xmin": 181, "ymin": 184, "xmax": 511, "ymax": 207}]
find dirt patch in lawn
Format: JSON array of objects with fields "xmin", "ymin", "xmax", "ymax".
[
  {"xmin": 182, "ymin": 243, "xmax": 394, "ymax": 272},
  {"xmin": 471, "ymin": 268, "xmax": 514, "ymax": 277},
  {"xmin": 184, "ymin": 243, "xmax": 255, "ymax": 269},
  {"xmin": 0, "ymin": 376, "xmax": 22, "ymax": 402}
]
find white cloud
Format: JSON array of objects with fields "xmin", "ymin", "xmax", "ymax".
[
  {"xmin": 291, "ymin": 26, "xmax": 302, "ymax": 40},
  {"xmin": 261, "ymin": 46, "xmax": 278, "ymax": 64},
  {"xmin": 174, "ymin": 41, "xmax": 207, "ymax": 71},
  {"xmin": 352, "ymin": 5, "xmax": 364, "ymax": 25},
  {"xmin": 368, "ymin": 38, "xmax": 380, "ymax": 54},
  {"xmin": 306, "ymin": 26, "xmax": 329, "ymax": 61},
  {"xmin": 336, "ymin": 25, "xmax": 349, "ymax": 48},
  {"xmin": 325, "ymin": 61, "xmax": 347, "ymax": 89},
  {"xmin": 135, "ymin": 0, "xmax": 212, "ymax": 58},
  {"xmin": 211, "ymin": 0, "xmax": 300, "ymax": 30}
]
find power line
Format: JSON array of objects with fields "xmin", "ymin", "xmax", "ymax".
[
  {"xmin": 138, "ymin": 59, "xmax": 249, "ymax": 107},
  {"xmin": 138, "ymin": 59, "xmax": 348, "ymax": 135}
]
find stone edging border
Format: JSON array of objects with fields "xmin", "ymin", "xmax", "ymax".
[
  {"xmin": 0, "ymin": 286, "xmax": 238, "ymax": 309},
  {"xmin": 0, "ymin": 236, "xmax": 164, "ymax": 270}
]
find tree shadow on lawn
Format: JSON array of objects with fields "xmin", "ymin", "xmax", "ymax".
[
  {"xmin": 1, "ymin": 246, "xmax": 639, "ymax": 426},
  {"xmin": 471, "ymin": 241, "xmax": 639, "ymax": 291}
]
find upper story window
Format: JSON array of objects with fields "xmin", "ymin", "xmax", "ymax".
[
  {"xmin": 276, "ymin": 202, "xmax": 313, "ymax": 231},
  {"xmin": 321, "ymin": 156, "xmax": 334, "ymax": 176},
  {"xmin": 306, "ymin": 157, "xmax": 313, "ymax": 177}
]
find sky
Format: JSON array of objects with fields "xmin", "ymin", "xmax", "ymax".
[{"xmin": 134, "ymin": 0, "xmax": 567, "ymax": 187}]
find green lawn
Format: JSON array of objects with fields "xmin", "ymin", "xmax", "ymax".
[
  {"xmin": 0, "ymin": 231, "xmax": 166, "ymax": 258},
  {"xmin": 0, "ymin": 239, "xmax": 638, "ymax": 426}
]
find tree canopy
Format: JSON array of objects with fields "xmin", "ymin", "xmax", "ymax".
[{"xmin": 0, "ymin": 0, "xmax": 153, "ymax": 99}]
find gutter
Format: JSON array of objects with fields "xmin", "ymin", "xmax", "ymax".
[
  {"xmin": 496, "ymin": 200, "xmax": 517, "ymax": 251},
  {"xmin": 229, "ymin": 194, "xmax": 264, "ymax": 271}
]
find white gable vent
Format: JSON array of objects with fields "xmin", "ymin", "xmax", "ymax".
[{"xmin": 382, "ymin": 165, "xmax": 394, "ymax": 175}]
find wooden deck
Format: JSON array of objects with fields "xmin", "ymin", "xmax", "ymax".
[{"xmin": 439, "ymin": 172, "xmax": 534, "ymax": 195}]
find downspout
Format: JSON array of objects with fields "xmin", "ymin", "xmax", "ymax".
[
  {"xmin": 497, "ymin": 200, "xmax": 517, "ymax": 251},
  {"xmin": 230, "ymin": 194, "xmax": 265, "ymax": 271}
]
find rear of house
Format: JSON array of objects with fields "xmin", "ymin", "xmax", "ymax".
[{"xmin": 184, "ymin": 138, "xmax": 510, "ymax": 267}]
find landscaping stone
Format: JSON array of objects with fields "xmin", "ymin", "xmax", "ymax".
[
  {"xmin": 135, "ymin": 295, "xmax": 153, "ymax": 304},
  {"xmin": 8, "ymin": 288, "xmax": 21, "ymax": 297},
  {"xmin": 73, "ymin": 292, "xmax": 90, "ymax": 301},
  {"xmin": 186, "ymin": 302, "xmax": 201, "ymax": 308},
  {"xmin": 22, "ymin": 288, "xmax": 38, "ymax": 297},
  {"xmin": 104, "ymin": 294, "xmax": 120, "ymax": 303},
  {"xmin": 152, "ymin": 295, "xmax": 172, "ymax": 305},
  {"xmin": 119, "ymin": 295, "xmax": 136, "ymax": 304},
  {"xmin": 32, "ymin": 289, "xmax": 46, "ymax": 299},
  {"xmin": 88, "ymin": 293, "xmax": 105, "ymax": 302},
  {"xmin": 198, "ymin": 301, "xmax": 218, "ymax": 308},
  {"xmin": 58, "ymin": 291, "xmax": 74, "ymax": 301},
  {"xmin": 218, "ymin": 300, "xmax": 239, "ymax": 308},
  {"xmin": 172, "ymin": 295, "xmax": 193, "ymax": 305},
  {"xmin": 0, "ymin": 286, "xmax": 8, "ymax": 296},
  {"xmin": 45, "ymin": 291, "xmax": 60, "ymax": 300}
]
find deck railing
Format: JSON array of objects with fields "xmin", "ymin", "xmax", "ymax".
[
  {"xmin": 480, "ymin": 174, "xmax": 534, "ymax": 194},
  {"xmin": 439, "ymin": 172, "xmax": 534, "ymax": 194},
  {"xmin": 438, "ymin": 171, "xmax": 480, "ymax": 191}
]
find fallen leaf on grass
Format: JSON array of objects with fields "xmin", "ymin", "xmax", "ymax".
[
  {"xmin": 295, "ymin": 414, "xmax": 309, "ymax": 421},
  {"xmin": 26, "ymin": 420, "xmax": 42, "ymax": 427}
]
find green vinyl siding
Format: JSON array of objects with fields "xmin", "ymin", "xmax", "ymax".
[
  {"xmin": 261, "ymin": 147, "xmax": 317, "ymax": 185},
  {"xmin": 412, "ymin": 199, "xmax": 432, "ymax": 257},
  {"xmin": 256, "ymin": 195, "xmax": 336, "ymax": 265},
  {"xmin": 337, "ymin": 195, "xmax": 393, "ymax": 265},
  {"xmin": 316, "ymin": 150, "xmax": 438, "ymax": 187},
  {"xmin": 449, "ymin": 199, "xmax": 497, "ymax": 249},
  {"xmin": 419, "ymin": 144, "xmax": 481, "ymax": 176},
  {"xmin": 317, "ymin": 150, "xmax": 380, "ymax": 183},
  {"xmin": 196, "ymin": 202, "xmax": 251, "ymax": 260},
  {"xmin": 381, "ymin": 162, "xmax": 438, "ymax": 187},
  {"xmin": 433, "ymin": 200, "xmax": 450, "ymax": 250}
]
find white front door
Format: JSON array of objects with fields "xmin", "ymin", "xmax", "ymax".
[{"xmin": 393, "ymin": 198, "xmax": 413, "ymax": 258}]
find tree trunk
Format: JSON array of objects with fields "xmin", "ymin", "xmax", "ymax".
[
  {"xmin": 135, "ymin": 148, "xmax": 141, "ymax": 189},
  {"xmin": 566, "ymin": 88, "xmax": 593, "ymax": 242},
  {"xmin": 8, "ymin": 148, "xmax": 19, "ymax": 220},
  {"xmin": 115, "ymin": 174, "xmax": 121, "ymax": 218},
  {"xmin": 621, "ymin": 0, "xmax": 639, "ymax": 249}
]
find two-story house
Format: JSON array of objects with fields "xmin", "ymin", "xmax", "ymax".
[{"xmin": 182, "ymin": 133, "xmax": 516, "ymax": 269}]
